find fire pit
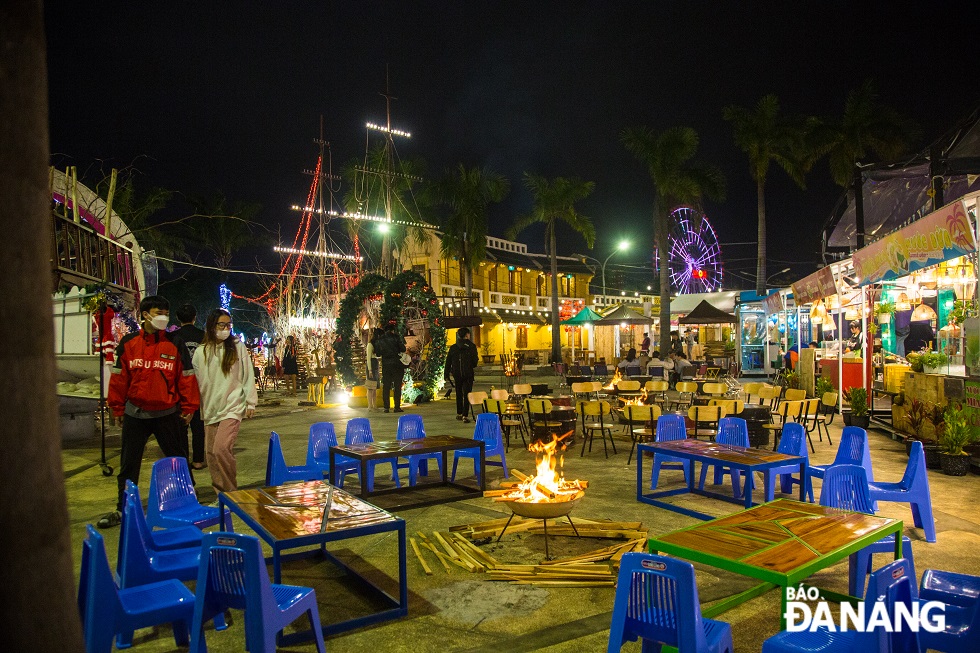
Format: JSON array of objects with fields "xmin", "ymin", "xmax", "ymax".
[{"xmin": 489, "ymin": 431, "xmax": 588, "ymax": 558}]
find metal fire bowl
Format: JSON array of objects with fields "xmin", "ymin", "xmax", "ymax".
[{"xmin": 506, "ymin": 494, "xmax": 583, "ymax": 519}]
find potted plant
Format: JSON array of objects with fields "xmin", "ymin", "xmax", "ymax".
[
  {"xmin": 938, "ymin": 403, "xmax": 975, "ymax": 476},
  {"xmin": 920, "ymin": 351, "xmax": 949, "ymax": 375},
  {"xmin": 784, "ymin": 370, "xmax": 801, "ymax": 390},
  {"xmin": 904, "ymin": 397, "xmax": 928, "ymax": 442},
  {"xmin": 479, "ymin": 340, "xmax": 496, "ymax": 365},
  {"xmin": 906, "ymin": 351, "xmax": 924, "ymax": 373},
  {"xmin": 874, "ymin": 301, "xmax": 896, "ymax": 324},
  {"xmin": 917, "ymin": 402, "xmax": 946, "ymax": 466},
  {"xmin": 842, "ymin": 386, "xmax": 869, "ymax": 429}
]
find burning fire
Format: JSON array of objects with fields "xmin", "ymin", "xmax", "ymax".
[
  {"xmin": 504, "ymin": 357, "xmax": 519, "ymax": 377},
  {"xmin": 621, "ymin": 387, "xmax": 649, "ymax": 407},
  {"xmin": 603, "ymin": 369, "xmax": 623, "ymax": 390},
  {"xmin": 496, "ymin": 432, "xmax": 587, "ymax": 504}
]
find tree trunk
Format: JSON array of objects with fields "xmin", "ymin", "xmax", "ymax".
[
  {"xmin": 656, "ymin": 198, "xmax": 670, "ymax": 351},
  {"xmin": 0, "ymin": 1, "xmax": 85, "ymax": 650},
  {"xmin": 549, "ymin": 221, "xmax": 561, "ymax": 365},
  {"xmin": 755, "ymin": 176, "xmax": 767, "ymax": 295}
]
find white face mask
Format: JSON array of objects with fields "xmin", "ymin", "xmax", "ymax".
[
  {"xmin": 148, "ymin": 314, "xmax": 170, "ymax": 331},
  {"xmin": 215, "ymin": 329, "xmax": 231, "ymax": 341}
]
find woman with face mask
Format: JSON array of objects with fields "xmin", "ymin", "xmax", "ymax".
[{"xmin": 192, "ymin": 309, "xmax": 257, "ymax": 496}]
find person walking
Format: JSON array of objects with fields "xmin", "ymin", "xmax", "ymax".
[
  {"xmin": 172, "ymin": 303, "xmax": 207, "ymax": 469},
  {"xmin": 281, "ymin": 335, "xmax": 299, "ymax": 395},
  {"xmin": 376, "ymin": 324, "xmax": 407, "ymax": 413},
  {"xmin": 98, "ymin": 295, "xmax": 198, "ymax": 528},
  {"xmin": 365, "ymin": 328, "xmax": 383, "ymax": 411},
  {"xmin": 193, "ymin": 309, "xmax": 256, "ymax": 496},
  {"xmin": 445, "ymin": 328, "xmax": 479, "ymax": 422}
]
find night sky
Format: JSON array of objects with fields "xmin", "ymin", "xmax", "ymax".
[{"xmin": 45, "ymin": 1, "xmax": 978, "ymax": 288}]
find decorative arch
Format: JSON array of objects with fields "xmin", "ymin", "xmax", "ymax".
[
  {"xmin": 380, "ymin": 271, "xmax": 447, "ymax": 403},
  {"xmin": 335, "ymin": 273, "xmax": 389, "ymax": 387}
]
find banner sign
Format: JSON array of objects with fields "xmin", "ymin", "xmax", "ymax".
[
  {"xmin": 792, "ymin": 267, "xmax": 837, "ymax": 305},
  {"xmin": 852, "ymin": 200, "xmax": 975, "ymax": 286},
  {"xmin": 763, "ymin": 291, "xmax": 784, "ymax": 315}
]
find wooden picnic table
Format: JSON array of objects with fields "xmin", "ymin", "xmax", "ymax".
[{"xmin": 649, "ymin": 498, "xmax": 903, "ymax": 629}]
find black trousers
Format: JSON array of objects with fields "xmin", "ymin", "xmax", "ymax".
[
  {"xmin": 454, "ymin": 375, "xmax": 474, "ymax": 416},
  {"xmin": 116, "ymin": 412, "xmax": 189, "ymax": 511},
  {"xmin": 382, "ymin": 364, "xmax": 402, "ymax": 411},
  {"xmin": 183, "ymin": 409, "xmax": 205, "ymax": 463}
]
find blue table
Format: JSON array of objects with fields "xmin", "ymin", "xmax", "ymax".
[
  {"xmin": 636, "ymin": 439, "xmax": 806, "ymax": 520},
  {"xmin": 219, "ymin": 481, "xmax": 407, "ymax": 645}
]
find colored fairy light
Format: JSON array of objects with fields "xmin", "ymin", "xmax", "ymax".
[{"xmin": 219, "ymin": 283, "xmax": 232, "ymax": 311}]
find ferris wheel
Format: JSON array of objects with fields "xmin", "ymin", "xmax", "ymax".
[{"xmin": 663, "ymin": 206, "xmax": 724, "ymax": 294}]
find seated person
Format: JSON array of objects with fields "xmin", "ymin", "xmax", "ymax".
[
  {"xmin": 669, "ymin": 352, "xmax": 693, "ymax": 385},
  {"xmin": 617, "ymin": 348, "xmax": 638, "ymax": 372}
]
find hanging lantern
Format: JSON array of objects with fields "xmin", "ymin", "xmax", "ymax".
[
  {"xmin": 896, "ymin": 293, "xmax": 912, "ymax": 311},
  {"xmin": 910, "ymin": 303, "xmax": 937, "ymax": 322},
  {"xmin": 843, "ymin": 306, "xmax": 861, "ymax": 321},
  {"xmin": 809, "ymin": 300, "xmax": 827, "ymax": 324}
]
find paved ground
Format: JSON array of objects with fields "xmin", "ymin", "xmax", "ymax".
[{"xmin": 62, "ymin": 383, "xmax": 980, "ymax": 652}]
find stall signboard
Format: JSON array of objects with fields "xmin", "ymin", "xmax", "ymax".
[
  {"xmin": 852, "ymin": 200, "xmax": 975, "ymax": 286},
  {"xmin": 791, "ymin": 267, "xmax": 837, "ymax": 305},
  {"xmin": 763, "ymin": 291, "xmax": 784, "ymax": 315},
  {"xmin": 963, "ymin": 379, "xmax": 980, "ymax": 428}
]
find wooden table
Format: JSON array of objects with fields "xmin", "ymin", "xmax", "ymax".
[
  {"xmin": 649, "ymin": 498, "xmax": 903, "ymax": 628},
  {"xmin": 636, "ymin": 439, "xmax": 806, "ymax": 520},
  {"xmin": 329, "ymin": 435, "xmax": 484, "ymax": 509},
  {"xmin": 218, "ymin": 481, "xmax": 407, "ymax": 644}
]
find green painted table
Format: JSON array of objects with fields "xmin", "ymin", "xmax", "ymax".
[{"xmin": 648, "ymin": 498, "xmax": 903, "ymax": 628}]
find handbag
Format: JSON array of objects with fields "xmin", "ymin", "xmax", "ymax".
[{"xmin": 399, "ymin": 352, "xmax": 411, "ymax": 366}]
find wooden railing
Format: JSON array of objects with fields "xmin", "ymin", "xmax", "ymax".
[{"xmin": 51, "ymin": 212, "xmax": 138, "ymax": 293}]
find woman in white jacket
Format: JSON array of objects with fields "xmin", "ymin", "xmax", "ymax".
[{"xmin": 192, "ymin": 309, "xmax": 257, "ymax": 494}]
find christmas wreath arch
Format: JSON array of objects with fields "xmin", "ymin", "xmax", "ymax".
[
  {"xmin": 380, "ymin": 271, "xmax": 447, "ymax": 403},
  {"xmin": 335, "ymin": 273, "xmax": 389, "ymax": 387}
]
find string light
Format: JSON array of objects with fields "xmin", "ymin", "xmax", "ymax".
[
  {"xmin": 289, "ymin": 205, "xmax": 433, "ymax": 230},
  {"xmin": 273, "ymin": 246, "xmax": 362, "ymax": 262},
  {"xmin": 365, "ymin": 122, "xmax": 411, "ymax": 138}
]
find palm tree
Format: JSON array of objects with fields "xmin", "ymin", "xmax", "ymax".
[
  {"xmin": 507, "ymin": 174, "xmax": 596, "ymax": 364},
  {"xmin": 723, "ymin": 95, "xmax": 813, "ymax": 294},
  {"xmin": 434, "ymin": 164, "xmax": 510, "ymax": 311},
  {"xmin": 822, "ymin": 80, "xmax": 919, "ymax": 188},
  {"xmin": 621, "ymin": 126, "xmax": 725, "ymax": 346},
  {"xmin": 95, "ymin": 174, "xmax": 184, "ymax": 271}
]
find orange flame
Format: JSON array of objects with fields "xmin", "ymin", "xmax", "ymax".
[
  {"xmin": 500, "ymin": 432, "xmax": 586, "ymax": 503},
  {"xmin": 604, "ymin": 369, "xmax": 623, "ymax": 390}
]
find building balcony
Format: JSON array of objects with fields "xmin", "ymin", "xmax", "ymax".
[
  {"xmin": 488, "ymin": 291, "xmax": 531, "ymax": 310},
  {"xmin": 535, "ymin": 295, "xmax": 582, "ymax": 311},
  {"xmin": 51, "ymin": 211, "xmax": 138, "ymax": 294}
]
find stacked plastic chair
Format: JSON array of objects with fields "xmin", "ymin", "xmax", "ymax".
[
  {"xmin": 920, "ymin": 568, "xmax": 980, "ymax": 606},
  {"xmin": 395, "ymin": 414, "xmax": 443, "ymax": 485},
  {"xmin": 607, "ymin": 552, "xmax": 734, "ymax": 653},
  {"xmin": 147, "ymin": 457, "xmax": 228, "ymax": 530},
  {"xmin": 189, "ymin": 532, "xmax": 326, "ymax": 653},
  {"xmin": 761, "ymin": 558, "xmax": 921, "ymax": 652},
  {"xmin": 265, "ymin": 431, "xmax": 322, "ymax": 486},
  {"xmin": 917, "ymin": 570, "xmax": 980, "ymax": 651},
  {"xmin": 451, "ymin": 412, "xmax": 508, "ymax": 481},
  {"xmin": 698, "ymin": 417, "xmax": 749, "ymax": 498},
  {"xmin": 819, "ymin": 464, "xmax": 916, "ymax": 599},
  {"xmin": 345, "ymin": 417, "xmax": 400, "ymax": 492},
  {"xmin": 305, "ymin": 422, "xmax": 361, "ymax": 487},
  {"xmin": 759, "ymin": 422, "xmax": 814, "ymax": 502},
  {"xmin": 79, "ymin": 525, "xmax": 195, "ymax": 653},
  {"xmin": 124, "ymin": 480, "xmax": 202, "ymax": 550},
  {"xmin": 868, "ymin": 440, "xmax": 936, "ymax": 542},
  {"xmin": 650, "ymin": 414, "xmax": 691, "ymax": 490}
]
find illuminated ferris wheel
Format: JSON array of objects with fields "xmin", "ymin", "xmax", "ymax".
[{"xmin": 664, "ymin": 206, "xmax": 723, "ymax": 294}]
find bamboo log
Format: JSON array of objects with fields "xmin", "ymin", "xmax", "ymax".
[
  {"xmin": 511, "ymin": 470, "xmax": 530, "ymax": 481},
  {"xmin": 420, "ymin": 542, "xmax": 452, "ymax": 573},
  {"xmin": 433, "ymin": 531, "xmax": 462, "ymax": 560},
  {"xmin": 410, "ymin": 538, "xmax": 433, "ymax": 575},
  {"xmin": 482, "ymin": 489, "xmax": 517, "ymax": 497},
  {"xmin": 534, "ymin": 483, "xmax": 557, "ymax": 499},
  {"xmin": 452, "ymin": 533, "xmax": 499, "ymax": 568},
  {"xmin": 510, "ymin": 580, "xmax": 615, "ymax": 587}
]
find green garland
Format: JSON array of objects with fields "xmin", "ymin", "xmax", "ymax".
[
  {"xmin": 380, "ymin": 271, "xmax": 447, "ymax": 403},
  {"xmin": 335, "ymin": 273, "xmax": 389, "ymax": 387}
]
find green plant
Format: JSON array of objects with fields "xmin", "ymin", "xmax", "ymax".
[
  {"xmin": 784, "ymin": 370, "xmax": 801, "ymax": 390},
  {"xmin": 906, "ymin": 351, "xmax": 924, "ymax": 373},
  {"xmin": 843, "ymin": 386, "xmax": 868, "ymax": 417},
  {"xmin": 905, "ymin": 398, "xmax": 927, "ymax": 438},
  {"xmin": 940, "ymin": 403, "xmax": 976, "ymax": 455},
  {"xmin": 815, "ymin": 376, "xmax": 834, "ymax": 398},
  {"xmin": 893, "ymin": 392, "xmax": 905, "ymax": 407},
  {"xmin": 479, "ymin": 339, "xmax": 495, "ymax": 356},
  {"xmin": 874, "ymin": 301, "xmax": 896, "ymax": 317},
  {"xmin": 920, "ymin": 351, "xmax": 949, "ymax": 369},
  {"xmin": 927, "ymin": 402, "xmax": 947, "ymax": 440},
  {"xmin": 948, "ymin": 299, "xmax": 979, "ymax": 327},
  {"xmin": 868, "ymin": 323, "xmax": 879, "ymax": 335}
]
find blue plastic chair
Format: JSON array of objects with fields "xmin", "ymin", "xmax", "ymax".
[
  {"xmin": 759, "ymin": 423, "xmax": 814, "ymax": 502},
  {"xmin": 451, "ymin": 412, "xmax": 509, "ymax": 481},
  {"xmin": 819, "ymin": 464, "xmax": 916, "ymax": 599},
  {"xmin": 698, "ymin": 417, "xmax": 749, "ymax": 498},
  {"xmin": 920, "ymin": 568, "xmax": 980, "ymax": 607},
  {"xmin": 868, "ymin": 440, "xmax": 936, "ymax": 542},
  {"xmin": 395, "ymin": 414, "xmax": 443, "ymax": 486},
  {"xmin": 917, "ymin": 575, "xmax": 980, "ymax": 652},
  {"xmin": 147, "ymin": 457, "xmax": 228, "ymax": 530},
  {"xmin": 762, "ymin": 558, "xmax": 921, "ymax": 653},
  {"xmin": 124, "ymin": 480, "xmax": 202, "ymax": 551},
  {"xmin": 809, "ymin": 426, "xmax": 874, "ymax": 482},
  {"xmin": 650, "ymin": 414, "xmax": 692, "ymax": 490},
  {"xmin": 344, "ymin": 418, "xmax": 400, "ymax": 492},
  {"xmin": 265, "ymin": 431, "xmax": 321, "ymax": 486},
  {"xmin": 79, "ymin": 525, "xmax": 194, "ymax": 653},
  {"xmin": 305, "ymin": 422, "xmax": 361, "ymax": 487},
  {"xmin": 189, "ymin": 532, "xmax": 326, "ymax": 653},
  {"xmin": 607, "ymin": 552, "xmax": 734, "ymax": 653}
]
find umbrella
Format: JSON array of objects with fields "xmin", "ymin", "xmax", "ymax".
[
  {"xmin": 561, "ymin": 306, "xmax": 604, "ymax": 362},
  {"xmin": 595, "ymin": 304, "xmax": 656, "ymax": 325}
]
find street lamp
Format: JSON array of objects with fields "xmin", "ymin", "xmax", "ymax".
[
  {"xmin": 767, "ymin": 267, "xmax": 791, "ymax": 286},
  {"xmin": 602, "ymin": 240, "xmax": 631, "ymax": 302}
]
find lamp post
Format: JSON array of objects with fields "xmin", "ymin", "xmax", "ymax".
[
  {"xmin": 602, "ymin": 240, "xmax": 631, "ymax": 304},
  {"xmin": 767, "ymin": 267, "xmax": 791, "ymax": 286}
]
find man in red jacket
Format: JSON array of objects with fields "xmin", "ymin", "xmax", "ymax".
[{"xmin": 97, "ymin": 295, "xmax": 200, "ymax": 528}]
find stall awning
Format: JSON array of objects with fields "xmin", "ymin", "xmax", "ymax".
[
  {"xmin": 669, "ymin": 291, "xmax": 737, "ymax": 315},
  {"xmin": 677, "ymin": 300, "xmax": 736, "ymax": 324},
  {"xmin": 561, "ymin": 306, "xmax": 603, "ymax": 326},
  {"xmin": 596, "ymin": 304, "xmax": 656, "ymax": 325},
  {"xmin": 851, "ymin": 197, "xmax": 976, "ymax": 286}
]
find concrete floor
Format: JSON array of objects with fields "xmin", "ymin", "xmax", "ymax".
[{"xmin": 62, "ymin": 385, "xmax": 980, "ymax": 652}]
